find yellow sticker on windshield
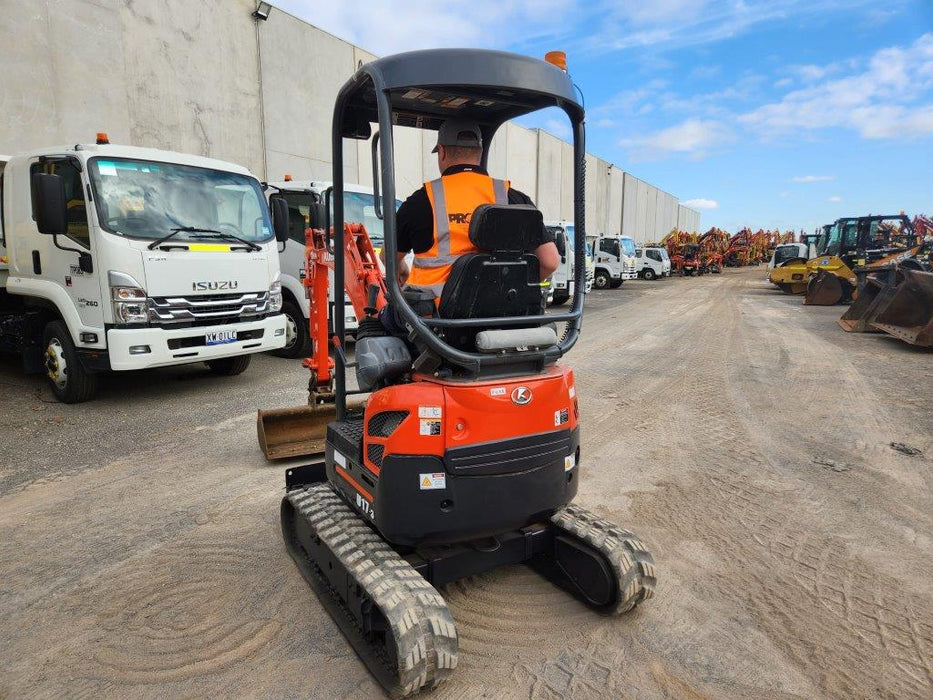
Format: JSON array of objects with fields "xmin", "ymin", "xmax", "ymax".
[{"xmin": 188, "ymin": 243, "xmax": 232, "ymax": 252}]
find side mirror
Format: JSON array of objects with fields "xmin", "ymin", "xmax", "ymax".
[
  {"xmin": 308, "ymin": 202, "xmax": 327, "ymax": 231},
  {"xmin": 33, "ymin": 173, "xmax": 68, "ymax": 236},
  {"xmin": 271, "ymin": 197, "xmax": 289, "ymax": 243}
]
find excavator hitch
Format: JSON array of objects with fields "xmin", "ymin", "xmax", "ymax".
[
  {"xmin": 871, "ymin": 269, "xmax": 933, "ymax": 347},
  {"xmin": 256, "ymin": 403, "xmax": 336, "ymax": 460},
  {"xmin": 805, "ymin": 269, "xmax": 851, "ymax": 305}
]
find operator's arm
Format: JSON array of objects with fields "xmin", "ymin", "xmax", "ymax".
[
  {"xmin": 507, "ymin": 187, "xmax": 560, "ymax": 280},
  {"xmin": 390, "ymin": 187, "xmax": 433, "ymax": 286},
  {"xmin": 534, "ymin": 241, "xmax": 560, "ymax": 279}
]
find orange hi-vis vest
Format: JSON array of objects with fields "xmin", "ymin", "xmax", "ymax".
[{"xmin": 407, "ymin": 171, "xmax": 510, "ymax": 300}]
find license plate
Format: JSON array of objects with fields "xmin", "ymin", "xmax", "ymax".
[{"xmin": 205, "ymin": 329, "xmax": 237, "ymax": 345}]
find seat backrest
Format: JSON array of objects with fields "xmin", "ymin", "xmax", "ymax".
[
  {"xmin": 438, "ymin": 204, "xmax": 544, "ymax": 318},
  {"xmin": 437, "ymin": 204, "xmax": 546, "ymax": 351}
]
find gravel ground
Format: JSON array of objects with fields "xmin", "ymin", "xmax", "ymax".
[{"xmin": 1, "ymin": 266, "xmax": 931, "ymax": 699}]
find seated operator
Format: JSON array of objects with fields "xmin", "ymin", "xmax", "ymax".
[{"xmin": 380, "ymin": 119, "xmax": 560, "ymax": 333}]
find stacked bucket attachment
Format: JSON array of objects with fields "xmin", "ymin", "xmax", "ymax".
[
  {"xmin": 838, "ymin": 265, "xmax": 899, "ymax": 333},
  {"xmin": 870, "ymin": 269, "xmax": 933, "ymax": 346},
  {"xmin": 281, "ymin": 464, "xmax": 656, "ymax": 698}
]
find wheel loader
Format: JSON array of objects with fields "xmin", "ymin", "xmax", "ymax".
[
  {"xmin": 804, "ymin": 214, "xmax": 916, "ymax": 305},
  {"xmin": 258, "ymin": 49, "xmax": 656, "ymax": 697}
]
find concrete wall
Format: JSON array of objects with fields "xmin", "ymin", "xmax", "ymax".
[
  {"xmin": 0, "ymin": 0, "xmax": 698, "ymax": 236},
  {"xmin": 678, "ymin": 205, "xmax": 701, "ymax": 233}
]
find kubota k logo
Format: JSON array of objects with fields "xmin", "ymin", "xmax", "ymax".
[{"xmin": 511, "ymin": 386, "xmax": 533, "ymax": 405}]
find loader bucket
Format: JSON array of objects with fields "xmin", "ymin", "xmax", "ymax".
[
  {"xmin": 804, "ymin": 270, "xmax": 850, "ymax": 306},
  {"xmin": 871, "ymin": 269, "xmax": 933, "ymax": 347},
  {"xmin": 257, "ymin": 403, "xmax": 337, "ymax": 460},
  {"xmin": 838, "ymin": 277, "xmax": 892, "ymax": 332}
]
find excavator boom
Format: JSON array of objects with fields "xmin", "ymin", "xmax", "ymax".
[{"xmin": 257, "ymin": 222, "xmax": 387, "ymax": 460}]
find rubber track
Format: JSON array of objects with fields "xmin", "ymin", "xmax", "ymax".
[
  {"xmin": 550, "ymin": 504, "xmax": 657, "ymax": 614},
  {"xmin": 287, "ymin": 484, "xmax": 458, "ymax": 698}
]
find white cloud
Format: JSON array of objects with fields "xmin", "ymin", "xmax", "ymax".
[
  {"xmin": 828, "ymin": 196, "xmax": 843, "ymax": 202},
  {"xmin": 792, "ymin": 175, "xmax": 835, "ymax": 183},
  {"xmin": 682, "ymin": 198, "xmax": 719, "ymax": 210},
  {"xmin": 620, "ymin": 118, "xmax": 732, "ymax": 160},
  {"xmin": 542, "ymin": 118, "xmax": 572, "ymax": 140},
  {"xmin": 740, "ymin": 33, "xmax": 933, "ymax": 139},
  {"xmin": 273, "ymin": 0, "xmax": 579, "ymax": 56},
  {"xmin": 583, "ymin": 0, "xmax": 901, "ymax": 55}
]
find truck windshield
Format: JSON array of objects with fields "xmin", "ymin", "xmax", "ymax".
[
  {"xmin": 774, "ymin": 245, "xmax": 801, "ymax": 264},
  {"xmin": 658, "ymin": 248, "xmax": 670, "ymax": 261},
  {"xmin": 344, "ymin": 191, "xmax": 401, "ymax": 248},
  {"xmin": 89, "ymin": 158, "xmax": 272, "ymax": 242},
  {"xmin": 620, "ymin": 238, "xmax": 636, "ymax": 256}
]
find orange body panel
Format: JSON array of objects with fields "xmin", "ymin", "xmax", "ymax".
[{"xmin": 362, "ymin": 366, "xmax": 578, "ymax": 476}]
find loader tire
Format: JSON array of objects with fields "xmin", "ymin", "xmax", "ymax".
[{"xmin": 206, "ymin": 355, "xmax": 252, "ymax": 376}]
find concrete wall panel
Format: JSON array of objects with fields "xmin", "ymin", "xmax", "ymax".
[
  {"xmin": 584, "ymin": 154, "xmax": 598, "ymax": 235},
  {"xmin": 622, "ymin": 173, "xmax": 637, "ymax": 240},
  {"xmin": 559, "ymin": 140, "xmax": 574, "ymax": 222},
  {"xmin": 505, "ymin": 123, "xmax": 537, "ymax": 199},
  {"xmin": 536, "ymin": 130, "xmax": 562, "ymax": 221},
  {"xmin": 608, "ymin": 166, "xmax": 624, "ymax": 237}
]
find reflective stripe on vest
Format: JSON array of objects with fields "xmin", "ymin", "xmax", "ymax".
[{"xmin": 408, "ymin": 172, "xmax": 509, "ymax": 304}]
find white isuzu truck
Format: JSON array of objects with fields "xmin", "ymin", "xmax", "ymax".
[
  {"xmin": 0, "ymin": 138, "xmax": 288, "ymax": 402},
  {"xmin": 545, "ymin": 220, "xmax": 575, "ymax": 305},
  {"xmin": 265, "ymin": 179, "xmax": 402, "ymax": 357},
  {"xmin": 593, "ymin": 234, "xmax": 638, "ymax": 289}
]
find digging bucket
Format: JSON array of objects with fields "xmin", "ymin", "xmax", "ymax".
[
  {"xmin": 805, "ymin": 270, "xmax": 849, "ymax": 306},
  {"xmin": 838, "ymin": 277, "xmax": 893, "ymax": 332},
  {"xmin": 257, "ymin": 403, "xmax": 337, "ymax": 460}
]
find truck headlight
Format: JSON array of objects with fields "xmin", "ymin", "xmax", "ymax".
[
  {"xmin": 111, "ymin": 286, "xmax": 149, "ymax": 325},
  {"xmin": 269, "ymin": 280, "xmax": 283, "ymax": 313}
]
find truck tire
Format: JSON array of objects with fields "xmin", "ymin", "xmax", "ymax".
[
  {"xmin": 42, "ymin": 320, "xmax": 98, "ymax": 403},
  {"xmin": 594, "ymin": 270, "xmax": 611, "ymax": 289},
  {"xmin": 643, "ymin": 268, "xmax": 657, "ymax": 281},
  {"xmin": 206, "ymin": 354, "xmax": 252, "ymax": 376},
  {"xmin": 551, "ymin": 292, "xmax": 569, "ymax": 306},
  {"xmin": 272, "ymin": 300, "xmax": 311, "ymax": 359}
]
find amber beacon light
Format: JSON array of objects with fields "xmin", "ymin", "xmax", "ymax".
[
  {"xmin": 545, "ymin": 51, "xmax": 567, "ymax": 71},
  {"xmin": 96, "ymin": 132, "xmax": 110, "ymax": 144}
]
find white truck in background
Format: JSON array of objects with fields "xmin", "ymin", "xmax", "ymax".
[
  {"xmin": 768, "ymin": 242, "xmax": 813, "ymax": 270},
  {"xmin": 0, "ymin": 138, "xmax": 288, "ymax": 402},
  {"xmin": 636, "ymin": 246, "xmax": 672, "ymax": 280},
  {"xmin": 593, "ymin": 234, "xmax": 638, "ymax": 289},
  {"xmin": 544, "ymin": 221, "xmax": 575, "ymax": 306},
  {"xmin": 265, "ymin": 179, "xmax": 402, "ymax": 358}
]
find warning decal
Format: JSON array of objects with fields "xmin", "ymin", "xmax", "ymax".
[
  {"xmin": 419, "ymin": 472, "xmax": 447, "ymax": 490},
  {"xmin": 418, "ymin": 406, "xmax": 442, "ymax": 418},
  {"xmin": 420, "ymin": 419, "xmax": 442, "ymax": 436}
]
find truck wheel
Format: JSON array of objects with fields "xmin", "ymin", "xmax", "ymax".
[
  {"xmin": 43, "ymin": 320, "xmax": 98, "ymax": 403},
  {"xmin": 551, "ymin": 292, "xmax": 569, "ymax": 306},
  {"xmin": 272, "ymin": 300, "xmax": 311, "ymax": 359},
  {"xmin": 206, "ymin": 355, "xmax": 252, "ymax": 376},
  {"xmin": 594, "ymin": 270, "xmax": 611, "ymax": 289},
  {"xmin": 609, "ymin": 279, "xmax": 623, "ymax": 289},
  {"xmin": 643, "ymin": 268, "xmax": 657, "ymax": 281}
]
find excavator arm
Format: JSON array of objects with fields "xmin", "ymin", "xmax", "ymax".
[{"xmin": 257, "ymin": 222, "xmax": 388, "ymax": 460}]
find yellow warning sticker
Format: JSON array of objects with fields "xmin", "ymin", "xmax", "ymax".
[
  {"xmin": 188, "ymin": 243, "xmax": 232, "ymax": 252},
  {"xmin": 419, "ymin": 472, "xmax": 446, "ymax": 490}
]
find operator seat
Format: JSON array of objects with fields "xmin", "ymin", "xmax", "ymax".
[{"xmin": 437, "ymin": 204, "xmax": 558, "ymax": 353}]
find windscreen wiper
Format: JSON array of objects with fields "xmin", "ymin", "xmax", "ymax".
[
  {"xmin": 192, "ymin": 231, "xmax": 262, "ymax": 252},
  {"xmin": 147, "ymin": 226, "xmax": 222, "ymax": 250}
]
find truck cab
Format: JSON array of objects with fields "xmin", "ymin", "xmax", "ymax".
[
  {"xmin": 265, "ymin": 179, "xmax": 402, "ymax": 358},
  {"xmin": 0, "ymin": 139, "xmax": 287, "ymax": 402},
  {"xmin": 636, "ymin": 246, "xmax": 671, "ymax": 280},
  {"xmin": 593, "ymin": 234, "xmax": 638, "ymax": 289},
  {"xmin": 544, "ymin": 220, "xmax": 575, "ymax": 305}
]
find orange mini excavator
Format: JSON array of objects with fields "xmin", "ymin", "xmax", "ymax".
[{"xmin": 267, "ymin": 49, "xmax": 656, "ymax": 697}]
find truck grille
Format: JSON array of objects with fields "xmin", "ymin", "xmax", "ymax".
[{"xmin": 148, "ymin": 292, "xmax": 270, "ymax": 327}]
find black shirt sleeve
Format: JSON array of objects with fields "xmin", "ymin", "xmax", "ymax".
[
  {"xmin": 508, "ymin": 187, "xmax": 555, "ymax": 245},
  {"xmin": 395, "ymin": 187, "xmax": 434, "ymax": 254}
]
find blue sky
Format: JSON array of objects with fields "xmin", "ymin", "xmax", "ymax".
[{"xmin": 276, "ymin": 0, "xmax": 933, "ymax": 232}]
